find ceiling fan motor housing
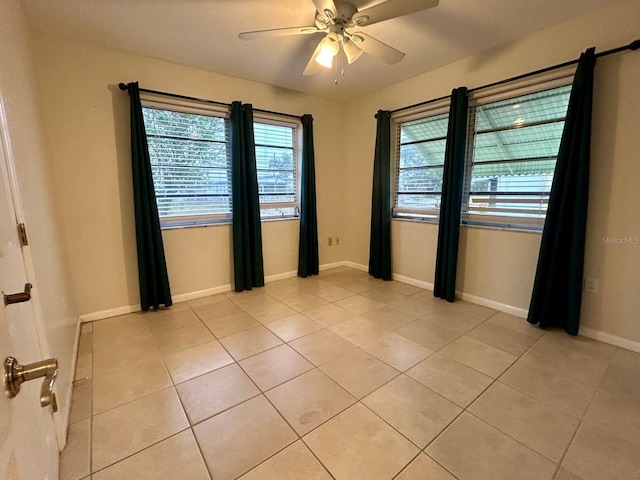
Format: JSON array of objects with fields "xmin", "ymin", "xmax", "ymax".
[{"xmin": 315, "ymin": 1, "xmax": 359, "ymax": 31}]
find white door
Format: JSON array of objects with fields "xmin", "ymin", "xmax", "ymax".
[{"xmin": 0, "ymin": 106, "xmax": 59, "ymax": 478}]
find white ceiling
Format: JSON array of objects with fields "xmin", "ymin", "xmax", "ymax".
[{"xmin": 22, "ymin": 0, "xmax": 618, "ymax": 100}]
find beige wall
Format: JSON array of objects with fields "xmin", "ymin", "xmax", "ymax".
[
  {"xmin": 343, "ymin": 0, "xmax": 640, "ymax": 344},
  {"xmin": 0, "ymin": 0, "xmax": 79, "ymax": 443},
  {"xmin": 30, "ymin": 32, "xmax": 346, "ymax": 316}
]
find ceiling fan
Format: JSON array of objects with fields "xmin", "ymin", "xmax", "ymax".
[{"xmin": 239, "ymin": 0, "xmax": 439, "ymax": 76}]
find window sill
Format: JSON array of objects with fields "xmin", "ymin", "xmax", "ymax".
[
  {"xmin": 161, "ymin": 222, "xmax": 230, "ymax": 231},
  {"xmin": 261, "ymin": 216, "xmax": 300, "ymax": 224},
  {"xmin": 460, "ymin": 222, "xmax": 543, "ymax": 235},
  {"xmin": 160, "ymin": 216, "xmax": 300, "ymax": 231},
  {"xmin": 392, "ymin": 217, "xmax": 439, "ymax": 225},
  {"xmin": 390, "ymin": 217, "xmax": 543, "ymax": 235}
]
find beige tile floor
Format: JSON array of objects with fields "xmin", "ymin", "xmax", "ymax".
[{"xmin": 61, "ymin": 267, "xmax": 640, "ymax": 480}]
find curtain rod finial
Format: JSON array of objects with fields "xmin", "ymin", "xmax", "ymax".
[
  {"xmin": 630, "ymin": 39, "xmax": 640, "ymax": 51},
  {"xmin": 118, "ymin": 83, "xmax": 128, "ymax": 90}
]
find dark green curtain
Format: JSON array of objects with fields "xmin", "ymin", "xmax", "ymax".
[
  {"xmin": 369, "ymin": 110, "xmax": 392, "ymax": 280},
  {"xmin": 298, "ymin": 114, "xmax": 319, "ymax": 277},
  {"xmin": 527, "ymin": 48, "xmax": 597, "ymax": 336},
  {"xmin": 230, "ymin": 101, "xmax": 264, "ymax": 292},
  {"xmin": 434, "ymin": 87, "xmax": 468, "ymax": 302},
  {"xmin": 126, "ymin": 82, "xmax": 172, "ymax": 310}
]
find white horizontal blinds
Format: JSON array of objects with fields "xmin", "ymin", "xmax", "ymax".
[
  {"xmin": 393, "ymin": 106, "xmax": 449, "ymax": 220},
  {"xmin": 253, "ymin": 116, "xmax": 300, "ymax": 219},
  {"xmin": 463, "ymin": 82, "xmax": 572, "ymax": 229},
  {"xmin": 141, "ymin": 99, "xmax": 232, "ymax": 226}
]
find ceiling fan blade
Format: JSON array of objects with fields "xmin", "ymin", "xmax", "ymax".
[
  {"xmin": 303, "ymin": 38, "xmax": 326, "ymax": 76},
  {"xmin": 239, "ymin": 26, "xmax": 321, "ymax": 41},
  {"xmin": 351, "ymin": 32, "xmax": 405, "ymax": 64},
  {"xmin": 352, "ymin": 0, "xmax": 439, "ymax": 27},
  {"xmin": 310, "ymin": 0, "xmax": 338, "ymax": 19}
]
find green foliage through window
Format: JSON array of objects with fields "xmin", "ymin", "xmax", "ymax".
[{"xmin": 143, "ymin": 107, "xmax": 231, "ymax": 224}]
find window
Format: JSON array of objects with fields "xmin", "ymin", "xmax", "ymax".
[
  {"xmin": 142, "ymin": 97, "xmax": 231, "ymax": 227},
  {"xmin": 392, "ymin": 103, "xmax": 450, "ymax": 220},
  {"xmin": 391, "ymin": 74, "xmax": 573, "ymax": 230},
  {"xmin": 141, "ymin": 93, "xmax": 301, "ymax": 228},
  {"xmin": 253, "ymin": 116, "xmax": 301, "ymax": 219},
  {"xmin": 462, "ymin": 82, "xmax": 572, "ymax": 230}
]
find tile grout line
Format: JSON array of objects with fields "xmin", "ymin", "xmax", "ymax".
[
  {"xmin": 202, "ymin": 289, "xmax": 350, "ymax": 479},
  {"xmin": 91, "ymin": 309, "xmax": 194, "ymax": 476},
  {"xmin": 150, "ymin": 308, "xmax": 215, "ymax": 480},
  {"xmin": 408, "ymin": 327, "xmax": 554, "ymax": 478},
  {"xmin": 88, "ymin": 331, "xmax": 93, "ymax": 479},
  {"xmin": 553, "ymin": 345, "xmax": 621, "ymax": 477},
  {"xmin": 420, "ymin": 327, "xmax": 612, "ymax": 475},
  {"xmin": 77, "ymin": 273, "xmax": 391, "ymax": 478},
  {"xmin": 198, "ymin": 282, "xmax": 490, "ymax": 478},
  {"xmin": 183, "ymin": 297, "xmax": 331, "ymax": 479},
  {"xmin": 89, "ymin": 287, "xmax": 460, "ymax": 477},
  {"xmin": 413, "ymin": 324, "xmax": 551, "ymax": 462},
  {"xmin": 218, "ymin": 283, "xmax": 419, "ymax": 478}
]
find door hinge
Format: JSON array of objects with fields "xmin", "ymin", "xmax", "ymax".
[{"xmin": 17, "ymin": 223, "xmax": 28, "ymax": 246}]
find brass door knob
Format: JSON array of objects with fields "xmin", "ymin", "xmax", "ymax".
[{"xmin": 4, "ymin": 356, "xmax": 59, "ymax": 409}]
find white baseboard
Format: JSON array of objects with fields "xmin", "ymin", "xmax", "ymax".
[
  {"xmin": 320, "ymin": 261, "xmax": 348, "ymax": 271},
  {"xmin": 579, "ymin": 326, "xmax": 640, "ymax": 353},
  {"xmin": 393, "ymin": 272, "xmax": 434, "ymax": 291},
  {"xmin": 456, "ymin": 291, "xmax": 529, "ymax": 319},
  {"xmin": 342, "ymin": 261, "xmax": 368, "ymax": 272},
  {"xmin": 265, "ymin": 270, "xmax": 298, "ymax": 282},
  {"xmin": 172, "ymin": 284, "xmax": 232, "ymax": 303},
  {"xmin": 79, "ymin": 304, "xmax": 140, "ymax": 322}
]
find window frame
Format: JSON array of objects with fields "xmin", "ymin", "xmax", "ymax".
[
  {"xmin": 252, "ymin": 112, "xmax": 302, "ymax": 221},
  {"xmin": 391, "ymin": 98, "xmax": 451, "ymax": 222},
  {"xmin": 461, "ymin": 71, "xmax": 575, "ymax": 231}
]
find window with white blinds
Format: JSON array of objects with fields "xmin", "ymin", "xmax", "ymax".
[
  {"xmin": 392, "ymin": 105, "xmax": 450, "ymax": 220},
  {"xmin": 141, "ymin": 94, "xmax": 301, "ymax": 227},
  {"xmin": 462, "ymin": 83, "xmax": 572, "ymax": 230},
  {"xmin": 253, "ymin": 116, "xmax": 300, "ymax": 219},
  {"xmin": 142, "ymin": 100, "xmax": 231, "ymax": 227}
]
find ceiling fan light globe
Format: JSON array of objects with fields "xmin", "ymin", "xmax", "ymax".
[
  {"xmin": 315, "ymin": 48, "xmax": 334, "ymax": 68},
  {"xmin": 343, "ymin": 39, "xmax": 363, "ymax": 64}
]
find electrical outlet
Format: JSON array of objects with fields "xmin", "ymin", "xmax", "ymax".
[
  {"xmin": 584, "ymin": 278, "xmax": 598, "ymax": 293},
  {"xmin": 328, "ymin": 237, "xmax": 333, "ymax": 246},
  {"xmin": 336, "ymin": 237, "xmax": 340, "ymax": 245}
]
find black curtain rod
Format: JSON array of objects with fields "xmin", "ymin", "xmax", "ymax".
[
  {"xmin": 390, "ymin": 39, "xmax": 640, "ymax": 115},
  {"xmin": 118, "ymin": 83, "xmax": 302, "ymax": 121}
]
